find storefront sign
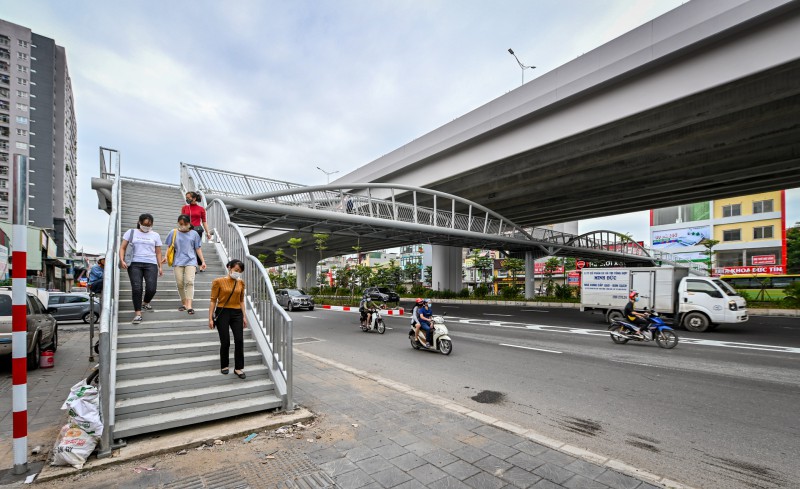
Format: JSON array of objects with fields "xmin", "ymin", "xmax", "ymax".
[
  {"xmin": 715, "ymin": 265, "xmax": 785, "ymax": 275},
  {"xmin": 651, "ymin": 226, "xmax": 711, "ymax": 249},
  {"xmin": 751, "ymin": 255, "xmax": 776, "ymax": 265},
  {"xmin": 534, "ymin": 262, "xmax": 564, "ymax": 274},
  {"xmin": 567, "ymin": 271, "xmax": 581, "ymax": 286},
  {"xmin": 576, "ymin": 261, "xmax": 586, "ymax": 270}
]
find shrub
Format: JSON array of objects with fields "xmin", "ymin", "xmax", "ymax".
[
  {"xmin": 411, "ymin": 284, "xmax": 428, "ymax": 297},
  {"xmin": 394, "ymin": 284, "xmax": 407, "ymax": 295},
  {"xmin": 473, "ymin": 285, "xmax": 489, "ymax": 298},
  {"xmin": 735, "ymin": 288, "xmax": 752, "ymax": 302},
  {"xmin": 440, "ymin": 289, "xmax": 457, "ymax": 299},
  {"xmin": 783, "ymin": 282, "xmax": 800, "ymax": 308},
  {"xmin": 500, "ymin": 287, "xmax": 519, "ymax": 299},
  {"xmin": 554, "ymin": 284, "xmax": 573, "ymax": 300},
  {"xmin": 458, "ymin": 288, "xmax": 470, "ymax": 298}
]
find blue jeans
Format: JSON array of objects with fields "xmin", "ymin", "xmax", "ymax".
[
  {"xmin": 419, "ymin": 321, "xmax": 433, "ymax": 345},
  {"xmin": 127, "ymin": 262, "xmax": 158, "ymax": 312}
]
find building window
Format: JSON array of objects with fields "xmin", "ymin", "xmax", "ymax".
[
  {"xmin": 17, "ymin": 53, "xmax": 27, "ymax": 60},
  {"xmin": 16, "ymin": 129, "xmax": 27, "ymax": 136},
  {"xmin": 16, "ymin": 103, "xmax": 27, "ymax": 111},
  {"xmin": 16, "ymin": 116, "xmax": 27, "ymax": 124},
  {"xmin": 16, "ymin": 90, "xmax": 27, "ymax": 98},
  {"xmin": 18, "ymin": 40, "xmax": 28, "ymax": 48},
  {"xmin": 17, "ymin": 65, "xmax": 27, "ymax": 73},
  {"xmin": 16, "ymin": 78, "xmax": 26, "ymax": 86},
  {"xmin": 753, "ymin": 226, "xmax": 773, "ymax": 239},
  {"xmin": 15, "ymin": 142, "xmax": 27, "ymax": 150},
  {"xmin": 721, "ymin": 204, "xmax": 741, "ymax": 218},
  {"xmin": 752, "ymin": 200, "xmax": 773, "ymax": 214},
  {"xmin": 722, "ymin": 229, "xmax": 741, "ymax": 241}
]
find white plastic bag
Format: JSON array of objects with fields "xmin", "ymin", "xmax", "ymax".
[
  {"xmin": 51, "ymin": 424, "xmax": 98, "ymax": 469},
  {"xmin": 62, "ymin": 380, "xmax": 102, "ymax": 437}
]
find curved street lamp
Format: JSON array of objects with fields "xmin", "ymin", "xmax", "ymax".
[{"xmin": 508, "ymin": 48, "xmax": 536, "ymax": 86}]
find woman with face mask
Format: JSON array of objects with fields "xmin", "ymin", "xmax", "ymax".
[
  {"xmin": 165, "ymin": 214, "xmax": 207, "ymax": 314},
  {"xmin": 209, "ymin": 259, "xmax": 248, "ymax": 378},
  {"xmin": 182, "ymin": 192, "xmax": 213, "ymax": 269},
  {"xmin": 119, "ymin": 213, "xmax": 164, "ymax": 324}
]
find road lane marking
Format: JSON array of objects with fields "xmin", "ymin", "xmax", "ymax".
[
  {"xmin": 500, "ymin": 343, "xmax": 562, "ymax": 354},
  {"xmin": 302, "ymin": 315, "xmax": 319, "ymax": 319},
  {"xmin": 521, "ymin": 309, "xmax": 549, "ymax": 313},
  {"xmin": 483, "ymin": 313, "xmax": 513, "ymax": 317},
  {"xmin": 441, "ymin": 305, "xmax": 460, "ymax": 308}
]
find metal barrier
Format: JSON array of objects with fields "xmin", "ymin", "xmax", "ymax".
[
  {"xmin": 97, "ymin": 148, "xmax": 122, "ymax": 457},
  {"xmin": 205, "ymin": 199, "xmax": 294, "ymax": 410}
]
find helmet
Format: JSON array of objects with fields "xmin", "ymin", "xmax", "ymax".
[
  {"xmin": 425, "ymin": 299, "xmax": 432, "ymax": 304},
  {"xmin": 415, "ymin": 298, "xmax": 424, "ymax": 305},
  {"xmin": 629, "ymin": 291, "xmax": 638, "ymax": 300}
]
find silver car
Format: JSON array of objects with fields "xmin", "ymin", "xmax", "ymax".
[
  {"xmin": 47, "ymin": 292, "xmax": 101, "ymax": 324},
  {"xmin": 276, "ymin": 289, "xmax": 315, "ymax": 311},
  {"xmin": 0, "ymin": 288, "xmax": 58, "ymax": 370}
]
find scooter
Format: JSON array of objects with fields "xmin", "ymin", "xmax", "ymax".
[
  {"xmin": 409, "ymin": 313, "xmax": 453, "ymax": 355},
  {"xmin": 360, "ymin": 307, "xmax": 386, "ymax": 334},
  {"xmin": 608, "ymin": 309, "xmax": 679, "ymax": 349}
]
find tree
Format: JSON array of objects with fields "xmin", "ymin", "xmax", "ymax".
[
  {"xmin": 543, "ymin": 257, "xmax": 561, "ymax": 296},
  {"xmin": 354, "ymin": 264, "xmax": 373, "ymax": 289},
  {"xmin": 424, "ymin": 266, "xmax": 433, "ymax": 287},
  {"xmin": 312, "ymin": 233, "xmax": 330, "ymax": 264},
  {"xmin": 403, "ymin": 261, "xmax": 421, "ymax": 286},
  {"xmin": 385, "ymin": 259, "xmax": 402, "ymax": 287},
  {"xmin": 274, "ymin": 248, "xmax": 286, "ymax": 265},
  {"xmin": 469, "ymin": 249, "xmax": 493, "ymax": 286},
  {"xmin": 287, "ymin": 237, "xmax": 303, "ymax": 264},
  {"xmin": 787, "ymin": 226, "xmax": 800, "ymax": 274},
  {"xmin": 701, "ymin": 239, "xmax": 720, "ymax": 275},
  {"xmin": 501, "ymin": 257, "xmax": 525, "ymax": 292}
]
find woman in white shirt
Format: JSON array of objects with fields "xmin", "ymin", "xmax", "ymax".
[{"xmin": 119, "ymin": 213, "xmax": 164, "ymax": 324}]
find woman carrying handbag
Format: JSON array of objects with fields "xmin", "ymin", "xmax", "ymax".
[{"xmin": 209, "ymin": 259, "xmax": 248, "ymax": 378}]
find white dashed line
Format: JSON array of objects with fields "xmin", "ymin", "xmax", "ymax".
[
  {"xmin": 483, "ymin": 313, "xmax": 513, "ymax": 317},
  {"xmin": 500, "ymin": 343, "xmax": 562, "ymax": 354},
  {"xmin": 521, "ymin": 309, "xmax": 549, "ymax": 313}
]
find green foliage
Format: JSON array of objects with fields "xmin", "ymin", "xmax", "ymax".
[
  {"xmin": 312, "ymin": 233, "xmax": 330, "ymax": 263},
  {"xmin": 787, "ymin": 226, "xmax": 800, "ymax": 274},
  {"xmin": 458, "ymin": 288, "xmax": 470, "ymax": 298},
  {"xmin": 395, "ymin": 284, "xmax": 407, "ymax": 295},
  {"xmin": 472, "ymin": 285, "xmax": 489, "ymax": 298},
  {"xmin": 701, "ymin": 239, "xmax": 720, "ymax": 273},
  {"xmin": 354, "ymin": 264, "xmax": 372, "ymax": 288},
  {"xmin": 274, "ymin": 248, "xmax": 286, "ymax": 265},
  {"xmin": 783, "ymin": 282, "xmax": 800, "ymax": 308},
  {"xmin": 403, "ymin": 262, "xmax": 422, "ymax": 285},
  {"xmin": 309, "ymin": 286, "xmax": 320, "ymax": 295},
  {"xmin": 554, "ymin": 284, "xmax": 575, "ymax": 300},
  {"xmin": 543, "ymin": 257, "xmax": 560, "ymax": 296},
  {"xmin": 500, "ymin": 286, "xmax": 519, "ymax": 299},
  {"xmin": 410, "ymin": 284, "xmax": 427, "ymax": 297},
  {"xmin": 424, "ymin": 266, "xmax": 433, "ymax": 287},
  {"xmin": 287, "ymin": 237, "xmax": 303, "ymax": 264},
  {"xmin": 501, "ymin": 257, "xmax": 525, "ymax": 289},
  {"xmin": 469, "ymin": 250, "xmax": 494, "ymax": 285},
  {"xmin": 735, "ymin": 288, "xmax": 752, "ymax": 302}
]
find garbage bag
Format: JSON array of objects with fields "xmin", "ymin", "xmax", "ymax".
[
  {"xmin": 51, "ymin": 424, "xmax": 98, "ymax": 469},
  {"xmin": 61, "ymin": 380, "xmax": 102, "ymax": 437}
]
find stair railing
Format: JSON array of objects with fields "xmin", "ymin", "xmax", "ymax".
[
  {"xmin": 97, "ymin": 148, "xmax": 123, "ymax": 457},
  {"xmin": 205, "ymin": 199, "xmax": 294, "ymax": 410}
]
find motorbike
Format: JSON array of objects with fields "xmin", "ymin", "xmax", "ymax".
[
  {"xmin": 408, "ymin": 313, "xmax": 453, "ymax": 355},
  {"xmin": 608, "ymin": 309, "xmax": 679, "ymax": 349},
  {"xmin": 360, "ymin": 307, "xmax": 386, "ymax": 334}
]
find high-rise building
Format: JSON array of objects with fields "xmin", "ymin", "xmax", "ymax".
[
  {"xmin": 650, "ymin": 190, "xmax": 787, "ymax": 276},
  {"xmin": 0, "ymin": 19, "xmax": 77, "ymax": 257}
]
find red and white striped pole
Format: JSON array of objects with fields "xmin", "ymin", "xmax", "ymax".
[{"xmin": 11, "ymin": 154, "xmax": 29, "ymax": 475}]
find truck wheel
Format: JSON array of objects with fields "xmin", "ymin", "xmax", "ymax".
[
  {"xmin": 683, "ymin": 312, "xmax": 710, "ymax": 332},
  {"xmin": 607, "ymin": 310, "xmax": 624, "ymax": 324}
]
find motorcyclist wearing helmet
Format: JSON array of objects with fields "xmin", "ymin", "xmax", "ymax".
[
  {"xmin": 359, "ymin": 293, "xmax": 379, "ymax": 328},
  {"xmin": 624, "ymin": 291, "xmax": 649, "ymax": 336},
  {"xmin": 411, "ymin": 298, "xmax": 425, "ymax": 342},
  {"xmin": 418, "ymin": 299, "xmax": 434, "ymax": 348}
]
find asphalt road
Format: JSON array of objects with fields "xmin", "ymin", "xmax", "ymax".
[{"xmin": 289, "ymin": 303, "xmax": 800, "ymax": 489}]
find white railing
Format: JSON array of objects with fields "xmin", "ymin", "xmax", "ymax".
[
  {"xmin": 205, "ymin": 199, "xmax": 294, "ymax": 410},
  {"xmin": 97, "ymin": 148, "xmax": 122, "ymax": 457}
]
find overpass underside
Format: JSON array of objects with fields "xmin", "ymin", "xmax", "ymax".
[{"xmin": 415, "ymin": 59, "xmax": 800, "ymax": 226}]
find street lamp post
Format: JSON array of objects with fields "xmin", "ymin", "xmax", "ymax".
[
  {"xmin": 316, "ymin": 166, "xmax": 340, "ymax": 185},
  {"xmin": 508, "ymin": 48, "xmax": 536, "ymax": 86}
]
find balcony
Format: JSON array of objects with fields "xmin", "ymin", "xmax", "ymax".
[
  {"xmin": 0, "ymin": 49, "xmax": 9, "ymax": 60},
  {"xmin": 0, "ymin": 61, "xmax": 8, "ymax": 72},
  {"xmin": 0, "ymin": 102, "xmax": 9, "ymax": 112},
  {"xmin": 0, "ymin": 75, "xmax": 8, "ymax": 85}
]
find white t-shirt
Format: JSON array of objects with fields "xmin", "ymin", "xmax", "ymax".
[{"xmin": 123, "ymin": 229, "xmax": 163, "ymax": 265}]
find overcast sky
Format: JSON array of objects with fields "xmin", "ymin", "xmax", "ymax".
[{"xmin": 2, "ymin": 0, "xmax": 797, "ymax": 253}]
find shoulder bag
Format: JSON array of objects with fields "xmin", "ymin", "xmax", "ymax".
[
  {"xmin": 166, "ymin": 229, "xmax": 178, "ymax": 267},
  {"xmin": 212, "ymin": 280, "xmax": 239, "ymax": 327}
]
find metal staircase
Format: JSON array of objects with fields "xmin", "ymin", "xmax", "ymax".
[{"xmin": 91, "ymin": 149, "xmax": 292, "ymax": 453}]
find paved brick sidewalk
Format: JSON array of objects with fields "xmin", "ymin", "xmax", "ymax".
[{"xmin": 0, "ymin": 325, "xmax": 94, "ymax": 472}]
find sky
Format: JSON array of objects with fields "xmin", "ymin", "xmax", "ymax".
[{"xmin": 2, "ymin": 0, "xmax": 797, "ymax": 253}]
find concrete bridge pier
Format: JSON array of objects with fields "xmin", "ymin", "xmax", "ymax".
[
  {"xmin": 294, "ymin": 250, "xmax": 319, "ymax": 290},
  {"xmin": 432, "ymin": 245, "xmax": 463, "ymax": 292},
  {"xmin": 525, "ymin": 251, "xmax": 535, "ymax": 299}
]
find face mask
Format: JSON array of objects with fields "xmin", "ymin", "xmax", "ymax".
[
  {"xmin": 634, "ymin": 297, "xmax": 640, "ymax": 302},
  {"xmin": 186, "ymin": 198, "xmax": 193, "ymax": 204},
  {"xmin": 229, "ymin": 271, "xmax": 242, "ymax": 280},
  {"xmin": 178, "ymin": 225, "xmax": 191, "ymax": 232},
  {"xmin": 140, "ymin": 225, "xmax": 152, "ymax": 233}
]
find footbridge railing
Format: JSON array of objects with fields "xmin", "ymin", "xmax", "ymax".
[{"xmin": 205, "ymin": 199, "xmax": 294, "ymax": 410}]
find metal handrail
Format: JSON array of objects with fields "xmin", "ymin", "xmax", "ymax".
[
  {"xmin": 97, "ymin": 148, "xmax": 122, "ymax": 457},
  {"xmin": 205, "ymin": 199, "xmax": 294, "ymax": 410}
]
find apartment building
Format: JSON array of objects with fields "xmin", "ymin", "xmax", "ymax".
[{"xmin": 0, "ymin": 19, "xmax": 77, "ymax": 258}]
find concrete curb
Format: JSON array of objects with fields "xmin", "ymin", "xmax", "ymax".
[
  {"xmin": 297, "ymin": 350, "xmax": 698, "ymax": 489},
  {"xmin": 35, "ymin": 408, "xmax": 315, "ymax": 483}
]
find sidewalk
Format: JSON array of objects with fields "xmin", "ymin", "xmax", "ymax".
[{"xmin": 3, "ymin": 326, "xmax": 690, "ymax": 488}]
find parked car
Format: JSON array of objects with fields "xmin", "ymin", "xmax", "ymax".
[
  {"xmin": 0, "ymin": 287, "xmax": 58, "ymax": 370},
  {"xmin": 47, "ymin": 292, "xmax": 101, "ymax": 324},
  {"xmin": 363, "ymin": 287, "xmax": 400, "ymax": 304},
  {"xmin": 276, "ymin": 289, "xmax": 315, "ymax": 311}
]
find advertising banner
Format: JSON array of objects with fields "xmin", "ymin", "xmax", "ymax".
[
  {"xmin": 651, "ymin": 226, "xmax": 711, "ymax": 249},
  {"xmin": 534, "ymin": 263, "xmax": 564, "ymax": 275},
  {"xmin": 714, "ymin": 265, "xmax": 785, "ymax": 275},
  {"xmin": 567, "ymin": 271, "xmax": 581, "ymax": 286},
  {"xmin": 751, "ymin": 255, "xmax": 776, "ymax": 265},
  {"xmin": 582, "ymin": 269, "xmax": 630, "ymax": 299}
]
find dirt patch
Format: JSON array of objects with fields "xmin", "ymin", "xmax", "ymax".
[
  {"xmin": 557, "ymin": 417, "xmax": 603, "ymax": 437},
  {"xmin": 471, "ymin": 390, "xmax": 505, "ymax": 404},
  {"xmin": 626, "ymin": 439, "xmax": 660, "ymax": 453}
]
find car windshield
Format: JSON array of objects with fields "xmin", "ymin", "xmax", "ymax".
[
  {"xmin": 378, "ymin": 288, "xmax": 391, "ymax": 293},
  {"xmin": 712, "ymin": 279, "xmax": 739, "ymax": 296},
  {"xmin": 0, "ymin": 295, "xmax": 10, "ymax": 316},
  {"xmin": 288, "ymin": 290, "xmax": 306, "ymax": 296}
]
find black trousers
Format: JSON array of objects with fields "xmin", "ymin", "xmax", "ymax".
[
  {"xmin": 127, "ymin": 262, "xmax": 158, "ymax": 312},
  {"xmin": 216, "ymin": 308, "xmax": 244, "ymax": 370},
  {"xmin": 194, "ymin": 227, "xmax": 204, "ymax": 265}
]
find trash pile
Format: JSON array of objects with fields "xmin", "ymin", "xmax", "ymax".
[{"xmin": 51, "ymin": 380, "xmax": 103, "ymax": 469}]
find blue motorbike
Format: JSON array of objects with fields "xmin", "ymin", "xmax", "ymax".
[{"xmin": 608, "ymin": 310, "xmax": 679, "ymax": 349}]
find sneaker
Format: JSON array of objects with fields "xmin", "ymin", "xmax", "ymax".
[
  {"xmin": 142, "ymin": 304, "xmax": 154, "ymax": 312},
  {"xmin": 132, "ymin": 315, "xmax": 143, "ymax": 324}
]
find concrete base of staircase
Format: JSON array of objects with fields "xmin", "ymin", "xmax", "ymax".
[{"xmin": 36, "ymin": 407, "xmax": 314, "ymax": 483}]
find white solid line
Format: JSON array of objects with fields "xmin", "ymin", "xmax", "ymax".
[
  {"xmin": 302, "ymin": 315, "xmax": 319, "ymax": 319},
  {"xmin": 521, "ymin": 309, "xmax": 549, "ymax": 313},
  {"xmin": 483, "ymin": 313, "xmax": 513, "ymax": 317},
  {"xmin": 500, "ymin": 343, "xmax": 562, "ymax": 354}
]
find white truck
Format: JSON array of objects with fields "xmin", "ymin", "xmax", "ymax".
[{"xmin": 580, "ymin": 267, "xmax": 748, "ymax": 332}]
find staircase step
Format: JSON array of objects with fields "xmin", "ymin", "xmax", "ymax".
[
  {"xmin": 117, "ymin": 339, "xmax": 257, "ymax": 361},
  {"xmin": 113, "ymin": 395, "xmax": 283, "ymax": 439},
  {"xmin": 117, "ymin": 308, "xmax": 211, "ymax": 321},
  {"xmin": 117, "ymin": 328, "xmax": 220, "ymax": 345},
  {"xmin": 115, "ymin": 379, "xmax": 275, "ymax": 416},
  {"xmin": 116, "ymin": 364, "xmax": 271, "ymax": 396},
  {"xmin": 116, "ymin": 351, "xmax": 265, "ymax": 379}
]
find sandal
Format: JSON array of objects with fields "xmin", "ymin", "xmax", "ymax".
[
  {"xmin": 178, "ymin": 306, "xmax": 186, "ymax": 312},
  {"xmin": 187, "ymin": 309, "xmax": 195, "ymax": 315}
]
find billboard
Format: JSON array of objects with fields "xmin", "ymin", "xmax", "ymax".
[
  {"xmin": 651, "ymin": 226, "xmax": 711, "ymax": 249},
  {"xmin": 714, "ymin": 265, "xmax": 785, "ymax": 275}
]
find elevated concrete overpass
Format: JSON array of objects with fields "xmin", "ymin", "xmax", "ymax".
[{"xmin": 336, "ymin": 0, "xmax": 800, "ymax": 226}]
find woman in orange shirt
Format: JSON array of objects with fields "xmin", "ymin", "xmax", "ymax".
[{"xmin": 209, "ymin": 259, "xmax": 248, "ymax": 378}]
